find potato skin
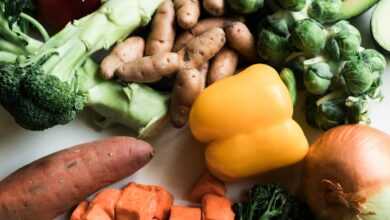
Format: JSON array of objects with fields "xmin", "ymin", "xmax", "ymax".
[
  {"xmin": 203, "ymin": 0, "xmax": 225, "ymax": 16},
  {"xmin": 191, "ymin": 18, "xmax": 233, "ymax": 36},
  {"xmin": 170, "ymin": 68, "xmax": 204, "ymax": 127},
  {"xmin": 198, "ymin": 62, "xmax": 209, "ymax": 89},
  {"xmin": 100, "ymin": 37, "xmax": 145, "ymax": 79},
  {"xmin": 179, "ymin": 27, "xmax": 226, "ymax": 69},
  {"xmin": 146, "ymin": 0, "xmax": 176, "ymax": 56},
  {"xmin": 0, "ymin": 137, "xmax": 154, "ymax": 220},
  {"xmin": 225, "ymin": 21, "xmax": 257, "ymax": 62},
  {"xmin": 117, "ymin": 53, "xmax": 180, "ymax": 83},
  {"xmin": 208, "ymin": 47, "xmax": 238, "ymax": 85},
  {"xmin": 173, "ymin": 31, "xmax": 195, "ymax": 52},
  {"xmin": 174, "ymin": 0, "xmax": 201, "ymax": 29}
]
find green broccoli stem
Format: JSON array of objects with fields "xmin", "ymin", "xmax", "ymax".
[{"xmin": 0, "ymin": 51, "xmax": 18, "ymax": 63}]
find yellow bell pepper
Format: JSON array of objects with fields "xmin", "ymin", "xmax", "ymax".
[{"xmin": 189, "ymin": 64, "xmax": 309, "ymax": 181}]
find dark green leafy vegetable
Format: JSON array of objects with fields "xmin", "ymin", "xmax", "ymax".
[
  {"xmin": 308, "ymin": 0, "xmax": 342, "ymax": 24},
  {"xmin": 233, "ymin": 184, "xmax": 315, "ymax": 220},
  {"xmin": 257, "ymin": 29, "xmax": 290, "ymax": 65},
  {"xmin": 277, "ymin": 0, "xmax": 306, "ymax": 11},
  {"xmin": 227, "ymin": 0, "xmax": 264, "ymax": 14},
  {"xmin": 341, "ymin": 58, "xmax": 374, "ymax": 96},
  {"xmin": 304, "ymin": 62, "xmax": 333, "ymax": 95}
]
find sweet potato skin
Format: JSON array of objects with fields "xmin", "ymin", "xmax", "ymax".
[{"xmin": 0, "ymin": 137, "xmax": 153, "ymax": 220}]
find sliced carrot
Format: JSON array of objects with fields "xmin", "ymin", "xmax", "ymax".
[
  {"xmin": 189, "ymin": 171, "xmax": 226, "ymax": 202},
  {"xmin": 116, "ymin": 183, "xmax": 157, "ymax": 220},
  {"xmin": 70, "ymin": 201, "xmax": 89, "ymax": 220},
  {"xmin": 169, "ymin": 206, "xmax": 201, "ymax": 220},
  {"xmin": 154, "ymin": 186, "xmax": 174, "ymax": 220},
  {"xmin": 202, "ymin": 194, "xmax": 235, "ymax": 220}
]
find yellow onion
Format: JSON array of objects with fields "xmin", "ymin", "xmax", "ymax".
[{"xmin": 303, "ymin": 125, "xmax": 390, "ymax": 220}]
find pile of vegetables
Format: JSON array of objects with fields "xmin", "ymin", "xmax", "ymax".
[
  {"xmin": 0, "ymin": 0, "xmax": 169, "ymax": 136},
  {"xmin": 256, "ymin": 0, "xmax": 386, "ymax": 130}
]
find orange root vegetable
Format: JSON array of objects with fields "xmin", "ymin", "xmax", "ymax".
[
  {"xmin": 225, "ymin": 22, "xmax": 257, "ymax": 62},
  {"xmin": 116, "ymin": 183, "xmax": 157, "ymax": 220},
  {"xmin": 117, "ymin": 53, "xmax": 180, "ymax": 83},
  {"xmin": 83, "ymin": 206, "xmax": 112, "ymax": 220},
  {"xmin": 207, "ymin": 47, "xmax": 238, "ymax": 85},
  {"xmin": 203, "ymin": 0, "xmax": 225, "ymax": 16},
  {"xmin": 179, "ymin": 27, "xmax": 226, "ymax": 70},
  {"xmin": 0, "ymin": 137, "xmax": 153, "ymax": 220},
  {"xmin": 170, "ymin": 68, "xmax": 205, "ymax": 128},
  {"xmin": 86, "ymin": 189, "xmax": 121, "ymax": 219},
  {"xmin": 202, "ymin": 194, "xmax": 235, "ymax": 220},
  {"xmin": 303, "ymin": 125, "xmax": 390, "ymax": 220},
  {"xmin": 100, "ymin": 37, "xmax": 145, "ymax": 79},
  {"xmin": 170, "ymin": 206, "xmax": 202, "ymax": 220},
  {"xmin": 189, "ymin": 171, "xmax": 226, "ymax": 202},
  {"xmin": 71, "ymin": 201, "xmax": 89, "ymax": 220},
  {"xmin": 173, "ymin": 31, "xmax": 195, "ymax": 52},
  {"xmin": 146, "ymin": 0, "xmax": 176, "ymax": 56},
  {"xmin": 115, "ymin": 183, "xmax": 173, "ymax": 220},
  {"xmin": 174, "ymin": 0, "xmax": 200, "ymax": 29}
]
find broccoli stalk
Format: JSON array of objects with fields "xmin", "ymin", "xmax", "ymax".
[{"xmin": 0, "ymin": 0, "xmax": 169, "ymax": 135}]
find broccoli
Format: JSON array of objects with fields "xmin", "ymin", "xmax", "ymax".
[
  {"xmin": 233, "ymin": 184, "xmax": 315, "ymax": 220},
  {"xmin": 0, "ymin": 0, "xmax": 169, "ymax": 135}
]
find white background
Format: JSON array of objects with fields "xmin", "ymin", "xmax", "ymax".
[{"xmin": 0, "ymin": 9, "xmax": 389, "ymax": 219}]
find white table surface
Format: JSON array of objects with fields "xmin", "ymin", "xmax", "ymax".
[{"xmin": 0, "ymin": 9, "xmax": 389, "ymax": 219}]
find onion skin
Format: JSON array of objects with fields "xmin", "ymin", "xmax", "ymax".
[{"xmin": 303, "ymin": 125, "xmax": 390, "ymax": 220}]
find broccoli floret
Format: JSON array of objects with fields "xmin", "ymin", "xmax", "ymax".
[
  {"xmin": 233, "ymin": 184, "xmax": 315, "ymax": 220},
  {"xmin": 0, "ymin": 0, "xmax": 168, "ymax": 134}
]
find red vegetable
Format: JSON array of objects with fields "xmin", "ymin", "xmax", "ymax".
[{"xmin": 37, "ymin": 0, "xmax": 101, "ymax": 31}]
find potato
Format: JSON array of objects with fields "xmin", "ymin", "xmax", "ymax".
[
  {"xmin": 178, "ymin": 27, "xmax": 226, "ymax": 69},
  {"xmin": 191, "ymin": 18, "xmax": 233, "ymax": 36},
  {"xmin": 170, "ymin": 68, "xmax": 204, "ymax": 127},
  {"xmin": 173, "ymin": 31, "xmax": 195, "ymax": 52},
  {"xmin": 198, "ymin": 62, "xmax": 209, "ymax": 89},
  {"xmin": 0, "ymin": 137, "xmax": 154, "ymax": 220},
  {"xmin": 117, "ymin": 53, "xmax": 180, "ymax": 83},
  {"xmin": 208, "ymin": 47, "xmax": 238, "ymax": 84},
  {"xmin": 203, "ymin": 0, "xmax": 225, "ymax": 16},
  {"xmin": 146, "ymin": 0, "xmax": 176, "ymax": 56},
  {"xmin": 174, "ymin": 0, "xmax": 201, "ymax": 29},
  {"xmin": 225, "ymin": 21, "xmax": 257, "ymax": 62},
  {"xmin": 100, "ymin": 37, "xmax": 145, "ymax": 79}
]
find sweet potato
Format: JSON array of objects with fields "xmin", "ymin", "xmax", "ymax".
[
  {"xmin": 207, "ymin": 47, "xmax": 238, "ymax": 85},
  {"xmin": 178, "ymin": 27, "xmax": 226, "ymax": 70},
  {"xmin": 225, "ymin": 22, "xmax": 257, "ymax": 62},
  {"xmin": 174, "ymin": 0, "xmax": 200, "ymax": 29},
  {"xmin": 71, "ymin": 201, "xmax": 89, "ymax": 220},
  {"xmin": 189, "ymin": 172, "xmax": 226, "ymax": 202},
  {"xmin": 170, "ymin": 206, "xmax": 201, "ymax": 220},
  {"xmin": 115, "ymin": 183, "xmax": 173, "ymax": 220},
  {"xmin": 0, "ymin": 137, "xmax": 154, "ymax": 220},
  {"xmin": 202, "ymin": 194, "xmax": 235, "ymax": 220},
  {"xmin": 203, "ymin": 0, "xmax": 225, "ymax": 16},
  {"xmin": 117, "ymin": 53, "xmax": 180, "ymax": 83},
  {"xmin": 170, "ymin": 68, "xmax": 204, "ymax": 128},
  {"xmin": 86, "ymin": 189, "xmax": 121, "ymax": 219},
  {"xmin": 146, "ymin": 0, "xmax": 176, "ymax": 56},
  {"xmin": 100, "ymin": 37, "xmax": 145, "ymax": 79},
  {"xmin": 83, "ymin": 206, "xmax": 112, "ymax": 220}
]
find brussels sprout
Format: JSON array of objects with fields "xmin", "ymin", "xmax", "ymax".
[
  {"xmin": 227, "ymin": 0, "xmax": 264, "ymax": 14},
  {"xmin": 341, "ymin": 59, "xmax": 374, "ymax": 96},
  {"xmin": 306, "ymin": 93, "xmax": 346, "ymax": 130},
  {"xmin": 304, "ymin": 62, "xmax": 333, "ymax": 95},
  {"xmin": 257, "ymin": 29, "xmax": 290, "ymax": 65},
  {"xmin": 326, "ymin": 21, "xmax": 362, "ymax": 60},
  {"xmin": 290, "ymin": 19, "xmax": 327, "ymax": 56},
  {"xmin": 277, "ymin": 0, "xmax": 306, "ymax": 11},
  {"xmin": 345, "ymin": 96, "xmax": 369, "ymax": 124},
  {"xmin": 266, "ymin": 11, "xmax": 294, "ymax": 37},
  {"xmin": 308, "ymin": 0, "xmax": 342, "ymax": 24},
  {"xmin": 361, "ymin": 49, "xmax": 387, "ymax": 74},
  {"xmin": 280, "ymin": 68, "xmax": 298, "ymax": 105}
]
